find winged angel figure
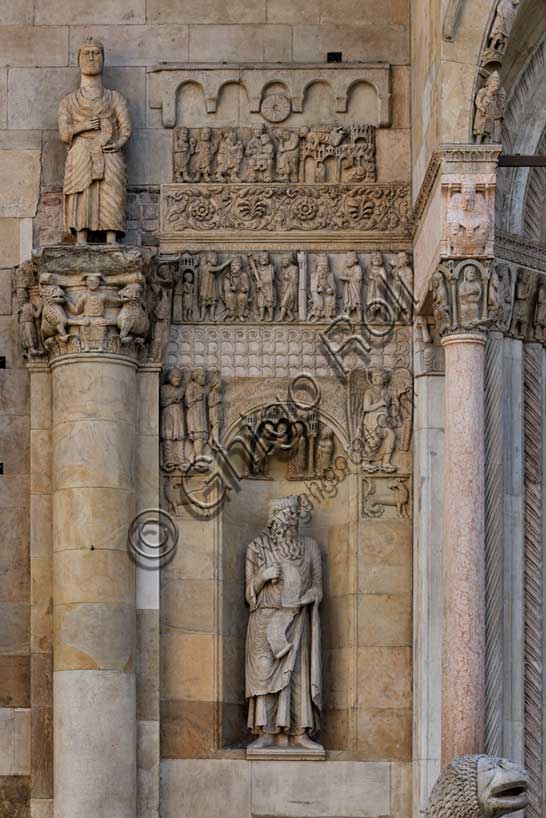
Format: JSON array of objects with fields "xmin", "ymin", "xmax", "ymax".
[{"xmin": 347, "ymin": 367, "xmax": 412, "ymax": 472}]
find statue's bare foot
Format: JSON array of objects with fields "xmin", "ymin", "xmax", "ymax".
[
  {"xmin": 290, "ymin": 733, "xmax": 323, "ymax": 751},
  {"xmin": 247, "ymin": 733, "xmax": 275, "ymax": 751}
]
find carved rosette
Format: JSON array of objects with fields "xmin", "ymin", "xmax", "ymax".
[
  {"xmin": 161, "ymin": 183, "xmax": 411, "ymax": 240},
  {"xmin": 14, "ymin": 245, "xmax": 173, "ymax": 365}
]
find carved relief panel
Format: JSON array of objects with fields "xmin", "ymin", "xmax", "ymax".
[{"xmin": 164, "ymin": 250, "xmax": 413, "ymax": 326}]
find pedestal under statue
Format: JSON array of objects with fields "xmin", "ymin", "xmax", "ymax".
[
  {"xmin": 58, "ymin": 38, "xmax": 131, "ymax": 245},
  {"xmin": 245, "ymin": 495, "xmax": 325, "ymax": 759}
]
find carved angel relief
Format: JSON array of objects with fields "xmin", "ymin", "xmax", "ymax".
[{"xmin": 347, "ymin": 366, "xmax": 412, "ymax": 473}]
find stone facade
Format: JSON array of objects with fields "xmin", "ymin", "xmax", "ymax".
[{"xmin": 0, "ymin": 1, "xmax": 544, "ymax": 818}]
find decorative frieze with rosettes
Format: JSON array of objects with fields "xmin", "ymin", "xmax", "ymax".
[{"xmin": 160, "ymin": 183, "xmax": 411, "ymax": 243}]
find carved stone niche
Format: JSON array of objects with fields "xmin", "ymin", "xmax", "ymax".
[
  {"xmin": 14, "ymin": 245, "xmax": 163, "ymax": 363},
  {"xmin": 148, "ymin": 62, "xmax": 392, "ymax": 128},
  {"xmin": 173, "ymin": 123, "xmax": 377, "ymax": 185}
]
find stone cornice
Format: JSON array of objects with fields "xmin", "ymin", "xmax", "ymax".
[{"xmin": 496, "ymin": 231, "xmax": 546, "ymax": 275}]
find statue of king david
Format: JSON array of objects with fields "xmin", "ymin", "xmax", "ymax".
[
  {"xmin": 58, "ymin": 38, "xmax": 131, "ymax": 245},
  {"xmin": 245, "ymin": 495, "xmax": 324, "ymax": 756}
]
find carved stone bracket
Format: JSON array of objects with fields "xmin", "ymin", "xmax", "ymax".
[
  {"xmin": 148, "ymin": 62, "xmax": 392, "ymax": 128},
  {"xmin": 14, "ymin": 245, "xmax": 171, "ymax": 365}
]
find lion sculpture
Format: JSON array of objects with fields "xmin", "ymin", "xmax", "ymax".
[{"xmin": 426, "ymin": 755, "xmax": 528, "ymax": 818}]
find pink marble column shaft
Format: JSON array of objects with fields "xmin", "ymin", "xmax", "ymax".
[{"xmin": 441, "ymin": 333, "xmax": 486, "ymax": 764}]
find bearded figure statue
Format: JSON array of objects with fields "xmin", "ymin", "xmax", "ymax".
[
  {"xmin": 245, "ymin": 495, "xmax": 325, "ymax": 757},
  {"xmin": 58, "ymin": 38, "xmax": 131, "ymax": 244}
]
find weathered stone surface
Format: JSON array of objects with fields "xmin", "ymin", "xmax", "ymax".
[
  {"xmin": 0, "ymin": 509, "xmax": 29, "ymax": 604},
  {"xmin": 292, "ymin": 24, "xmax": 410, "ymax": 64},
  {"xmin": 30, "ymin": 800, "xmax": 53, "ymax": 818},
  {"xmin": 54, "ymin": 671, "xmax": 136, "ymax": 818},
  {"xmin": 30, "ymin": 431, "xmax": 51, "ymax": 496},
  {"xmin": 160, "ymin": 699, "xmax": 215, "ymax": 758},
  {"xmin": 0, "ymin": 27, "xmax": 68, "ymax": 68},
  {"xmin": 69, "ymin": 25, "xmax": 189, "ymax": 65},
  {"xmin": 0, "ymin": 0, "xmax": 33, "ymax": 23},
  {"xmin": 161, "ymin": 578, "xmax": 216, "ymax": 633},
  {"xmin": 0, "ymin": 774, "xmax": 30, "ymax": 818},
  {"xmin": 35, "ymin": 0, "xmax": 145, "ymax": 24},
  {"xmin": 31, "ymin": 707, "xmax": 53, "ymax": 797},
  {"xmin": 8, "ymin": 67, "xmax": 145, "ymax": 130},
  {"xmin": 0, "ymin": 218, "xmax": 20, "ymax": 267},
  {"xmin": 136, "ymin": 609, "xmax": 159, "ymax": 722},
  {"xmin": 358, "ymin": 647, "xmax": 412, "ymax": 709},
  {"xmin": 357, "ymin": 707, "xmax": 412, "ymax": 761},
  {"xmin": 54, "ymin": 603, "xmax": 135, "ymax": 670},
  {"xmin": 31, "ymin": 556, "xmax": 52, "ymax": 654},
  {"xmin": 0, "ymin": 657, "xmax": 30, "ymax": 708},
  {"xmin": 187, "ymin": 24, "xmax": 291, "ymax": 62},
  {"xmin": 266, "ymin": 0, "xmax": 319, "ymax": 23},
  {"xmin": 30, "ymin": 654, "xmax": 52, "ymax": 708},
  {"xmin": 358, "ymin": 521, "xmax": 412, "ymax": 595},
  {"xmin": 54, "ymin": 550, "xmax": 134, "ymax": 605},
  {"xmin": 52, "ymin": 420, "xmax": 136, "ymax": 490},
  {"xmin": 0, "ymin": 708, "xmax": 30, "ymax": 775},
  {"xmin": 0, "ymin": 269, "xmax": 12, "ymax": 315},
  {"xmin": 0, "ymin": 68, "xmax": 6, "ymax": 128},
  {"xmin": 125, "ymin": 129, "xmax": 173, "ymax": 185},
  {"xmin": 357, "ymin": 594, "xmax": 412, "ymax": 646},
  {"xmin": 161, "ymin": 632, "xmax": 215, "ymax": 701},
  {"xmin": 53, "ymin": 487, "xmax": 135, "ymax": 551},
  {"xmin": 160, "ymin": 759, "xmax": 250, "ymax": 818},
  {"xmin": 149, "ymin": 0, "xmax": 265, "ymax": 24},
  {"xmin": 0, "ymin": 415, "xmax": 29, "ymax": 476},
  {"xmin": 251, "ymin": 761, "xmax": 391, "ymax": 817}
]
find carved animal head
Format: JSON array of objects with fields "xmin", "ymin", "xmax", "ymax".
[
  {"xmin": 119, "ymin": 283, "xmax": 144, "ymax": 303},
  {"xmin": 40, "ymin": 284, "xmax": 65, "ymax": 305},
  {"xmin": 426, "ymin": 755, "xmax": 528, "ymax": 818}
]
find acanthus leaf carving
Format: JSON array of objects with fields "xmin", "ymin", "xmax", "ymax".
[{"xmin": 161, "ymin": 183, "xmax": 411, "ymax": 237}]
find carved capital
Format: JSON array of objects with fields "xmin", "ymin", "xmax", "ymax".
[
  {"xmin": 14, "ymin": 245, "xmax": 172, "ymax": 366},
  {"xmin": 430, "ymin": 258, "xmax": 509, "ymax": 339}
]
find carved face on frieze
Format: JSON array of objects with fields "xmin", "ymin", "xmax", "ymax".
[
  {"xmin": 476, "ymin": 756, "xmax": 528, "ymax": 818},
  {"xmin": 78, "ymin": 39, "xmax": 104, "ymax": 76},
  {"xmin": 463, "ymin": 266, "xmax": 478, "ymax": 282},
  {"xmin": 167, "ymin": 368, "xmax": 183, "ymax": 387},
  {"xmin": 259, "ymin": 252, "xmax": 269, "ymax": 265}
]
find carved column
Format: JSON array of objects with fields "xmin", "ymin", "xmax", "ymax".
[
  {"xmin": 440, "ymin": 331, "xmax": 486, "ymax": 763},
  {"xmin": 17, "ymin": 245, "xmax": 162, "ymax": 818}
]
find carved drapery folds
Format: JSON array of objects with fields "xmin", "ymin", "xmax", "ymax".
[
  {"xmin": 430, "ymin": 259, "xmax": 510, "ymax": 337},
  {"xmin": 165, "ymin": 249, "xmax": 412, "ymax": 326},
  {"xmin": 174, "ymin": 124, "xmax": 377, "ymax": 185},
  {"xmin": 14, "ymin": 245, "xmax": 172, "ymax": 364}
]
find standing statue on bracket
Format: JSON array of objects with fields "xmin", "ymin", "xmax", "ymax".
[
  {"xmin": 339, "ymin": 251, "xmax": 363, "ymax": 321},
  {"xmin": 58, "ymin": 38, "xmax": 131, "ymax": 245},
  {"xmin": 245, "ymin": 495, "xmax": 324, "ymax": 757}
]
